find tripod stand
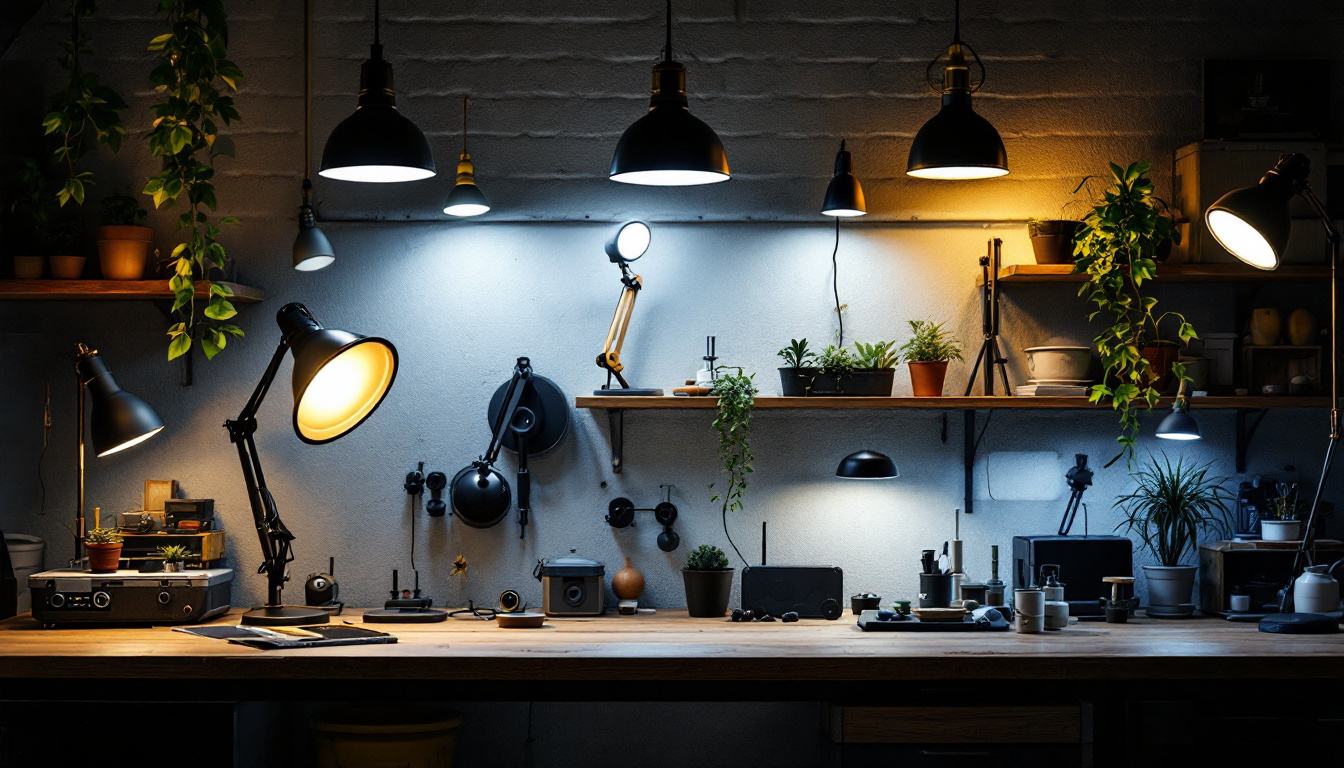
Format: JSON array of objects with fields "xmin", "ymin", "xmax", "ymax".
[{"xmin": 964, "ymin": 238, "xmax": 1012, "ymax": 396}]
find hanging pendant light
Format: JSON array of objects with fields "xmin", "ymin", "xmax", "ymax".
[
  {"xmin": 443, "ymin": 97, "xmax": 491, "ymax": 217},
  {"xmin": 821, "ymin": 140, "xmax": 867, "ymax": 217},
  {"xmin": 906, "ymin": 0, "xmax": 1008, "ymax": 180},
  {"xmin": 609, "ymin": 0, "xmax": 729, "ymax": 186},
  {"xmin": 320, "ymin": 0, "xmax": 435, "ymax": 183},
  {"xmin": 294, "ymin": 0, "xmax": 334, "ymax": 271}
]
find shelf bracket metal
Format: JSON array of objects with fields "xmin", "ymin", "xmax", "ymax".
[
  {"xmin": 1235, "ymin": 408, "xmax": 1267, "ymax": 474},
  {"xmin": 606, "ymin": 409, "xmax": 625, "ymax": 474},
  {"xmin": 964, "ymin": 409, "xmax": 977, "ymax": 514}
]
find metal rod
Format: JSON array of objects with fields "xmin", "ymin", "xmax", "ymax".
[
  {"xmin": 75, "ymin": 377, "xmax": 85, "ymax": 560},
  {"xmin": 303, "ymin": 0, "xmax": 312, "ymax": 181},
  {"xmin": 664, "ymin": 0, "xmax": 673, "ymax": 61}
]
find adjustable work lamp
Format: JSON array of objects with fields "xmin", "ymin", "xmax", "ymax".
[
  {"xmin": 74, "ymin": 345, "xmax": 165, "ymax": 560},
  {"xmin": 595, "ymin": 221, "xmax": 663, "ymax": 396},
  {"xmin": 1203, "ymin": 153, "xmax": 1342, "ymax": 630},
  {"xmin": 226, "ymin": 303, "xmax": 398, "ymax": 626}
]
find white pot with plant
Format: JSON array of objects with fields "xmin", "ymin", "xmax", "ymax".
[
  {"xmin": 1114, "ymin": 454, "xmax": 1233, "ymax": 617},
  {"xmin": 157, "ymin": 544, "xmax": 191, "ymax": 572},
  {"xmin": 1261, "ymin": 483, "xmax": 1304, "ymax": 542},
  {"xmin": 900, "ymin": 320, "xmax": 963, "ymax": 397}
]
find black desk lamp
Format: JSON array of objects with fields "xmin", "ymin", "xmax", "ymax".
[
  {"xmin": 226, "ymin": 303, "xmax": 398, "ymax": 626},
  {"xmin": 1203, "ymin": 153, "xmax": 1342, "ymax": 632},
  {"xmin": 74, "ymin": 345, "xmax": 165, "ymax": 560}
]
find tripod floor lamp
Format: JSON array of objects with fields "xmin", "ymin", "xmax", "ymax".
[
  {"xmin": 1203, "ymin": 153, "xmax": 1342, "ymax": 631},
  {"xmin": 226, "ymin": 303, "xmax": 398, "ymax": 626}
]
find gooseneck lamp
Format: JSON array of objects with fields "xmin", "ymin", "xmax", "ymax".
[
  {"xmin": 836, "ymin": 451, "xmax": 899, "ymax": 479},
  {"xmin": 906, "ymin": 0, "xmax": 1008, "ymax": 180},
  {"xmin": 821, "ymin": 140, "xmax": 867, "ymax": 217},
  {"xmin": 1155, "ymin": 380, "xmax": 1201, "ymax": 441},
  {"xmin": 319, "ymin": 0, "xmax": 435, "ymax": 183},
  {"xmin": 443, "ymin": 97, "xmax": 491, "ymax": 217},
  {"xmin": 293, "ymin": 0, "xmax": 334, "ymax": 271},
  {"xmin": 609, "ymin": 0, "xmax": 729, "ymax": 186},
  {"xmin": 1204, "ymin": 153, "xmax": 1343, "ymax": 630},
  {"xmin": 74, "ymin": 345, "xmax": 165, "ymax": 560},
  {"xmin": 226, "ymin": 303, "xmax": 398, "ymax": 625},
  {"xmin": 596, "ymin": 221, "xmax": 662, "ymax": 396}
]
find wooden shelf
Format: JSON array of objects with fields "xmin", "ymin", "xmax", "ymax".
[
  {"xmin": 575, "ymin": 395, "xmax": 1329, "ymax": 411},
  {"xmin": 0, "ymin": 279, "xmax": 264, "ymax": 303},
  {"xmin": 985, "ymin": 263, "xmax": 1329, "ymax": 284}
]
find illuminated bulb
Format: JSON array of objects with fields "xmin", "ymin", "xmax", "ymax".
[
  {"xmin": 296, "ymin": 342, "xmax": 396, "ymax": 443},
  {"xmin": 1206, "ymin": 210, "xmax": 1277, "ymax": 270}
]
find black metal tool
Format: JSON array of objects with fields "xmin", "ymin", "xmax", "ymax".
[
  {"xmin": 1058, "ymin": 454, "xmax": 1094, "ymax": 535},
  {"xmin": 604, "ymin": 485, "xmax": 679, "ymax": 552}
]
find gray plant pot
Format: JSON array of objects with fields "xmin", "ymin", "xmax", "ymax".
[{"xmin": 1143, "ymin": 564, "xmax": 1197, "ymax": 609}]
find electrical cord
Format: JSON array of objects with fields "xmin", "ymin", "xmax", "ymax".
[
  {"xmin": 831, "ymin": 216, "xmax": 844, "ymax": 347},
  {"xmin": 38, "ymin": 383, "xmax": 50, "ymax": 514},
  {"xmin": 724, "ymin": 504, "xmax": 747, "ymax": 567}
]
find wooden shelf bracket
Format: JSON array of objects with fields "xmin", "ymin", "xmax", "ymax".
[{"xmin": 606, "ymin": 408, "xmax": 625, "ymax": 474}]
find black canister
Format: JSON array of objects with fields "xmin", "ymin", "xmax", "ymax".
[{"xmin": 918, "ymin": 573, "xmax": 954, "ymax": 608}]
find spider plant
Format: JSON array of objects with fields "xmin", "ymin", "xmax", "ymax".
[{"xmin": 1113, "ymin": 454, "xmax": 1233, "ymax": 567}]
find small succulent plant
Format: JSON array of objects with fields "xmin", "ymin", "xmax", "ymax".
[
  {"xmin": 157, "ymin": 544, "xmax": 191, "ymax": 562},
  {"xmin": 84, "ymin": 527, "xmax": 123, "ymax": 545},
  {"xmin": 685, "ymin": 544, "xmax": 730, "ymax": 571}
]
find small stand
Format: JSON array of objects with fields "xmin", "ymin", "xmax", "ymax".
[
  {"xmin": 363, "ymin": 569, "xmax": 447, "ymax": 624},
  {"xmin": 964, "ymin": 238, "xmax": 1012, "ymax": 396}
]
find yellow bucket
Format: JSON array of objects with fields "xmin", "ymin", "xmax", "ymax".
[{"xmin": 310, "ymin": 706, "xmax": 463, "ymax": 768}]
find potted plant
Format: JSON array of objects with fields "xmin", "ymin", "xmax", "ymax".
[
  {"xmin": 710, "ymin": 367, "xmax": 754, "ymax": 571},
  {"xmin": 1114, "ymin": 454, "xmax": 1233, "ymax": 617},
  {"xmin": 9, "ymin": 159, "xmax": 51, "ymax": 279},
  {"xmin": 157, "ymin": 544, "xmax": 191, "ymax": 572},
  {"xmin": 1262, "ymin": 486, "xmax": 1305, "ymax": 542},
  {"xmin": 1028, "ymin": 218, "xmax": 1083, "ymax": 265},
  {"xmin": 682, "ymin": 544, "xmax": 734, "ymax": 618},
  {"xmin": 777, "ymin": 338, "xmax": 818, "ymax": 396},
  {"xmin": 96, "ymin": 193, "xmax": 153, "ymax": 279},
  {"xmin": 84, "ymin": 527, "xmax": 124, "ymax": 574},
  {"xmin": 899, "ymin": 320, "xmax": 963, "ymax": 397},
  {"xmin": 848, "ymin": 340, "xmax": 899, "ymax": 396},
  {"xmin": 1073, "ymin": 162, "xmax": 1197, "ymax": 467},
  {"xmin": 47, "ymin": 216, "xmax": 86, "ymax": 279},
  {"xmin": 809, "ymin": 344, "xmax": 855, "ymax": 395}
]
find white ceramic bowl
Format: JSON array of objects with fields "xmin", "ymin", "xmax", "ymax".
[{"xmin": 1025, "ymin": 346, "xmax": 1091, "ymax": 381}]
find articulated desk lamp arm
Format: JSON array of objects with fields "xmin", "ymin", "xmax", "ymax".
[
  {"xmin": 598, "ymin": 265, "xmax": 642, "ymax": 389},
  {"xmin": 479, "ymin": 358, "xmax": 536, "ymax": 537}
]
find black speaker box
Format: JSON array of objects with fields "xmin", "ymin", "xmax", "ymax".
[
  {"xmin": 1013, "ymin": 535, "xmax": 1133, "ymax": 616},
  {"xmin": 741, "ymin": 565, "xmax": 844, "ymax": 620}
]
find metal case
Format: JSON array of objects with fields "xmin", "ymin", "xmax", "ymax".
[
  {"xmin": 28, "ymin": 567, "xmax": 232, "ymax": 625},
  {"xmin": 536, "ymin": 555, "xmax": 605, "ymax": 616}
]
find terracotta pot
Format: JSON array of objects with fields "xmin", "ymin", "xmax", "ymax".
[
  {"xmin": 682, "ymin": 568, "xmax": 733, "ymax": 617},
  {"xmin": 1250, "ymin": 308, "xmax": 1282, "ymax": 346},
  {"xmin": 612, "ymin": 557, "xmax": 645, "ymax": 600},
  {"xmin": 49, "ymin": 255, "xmax": 86, "ymax": 279},
  {"xmin": 1288, "ymin": 309, "xmax": 1318, "ymax": 346},
  {"xmin": 1140, "ymin": 345, "xmax": 1180, "ymax": 392},
  {"xmin": 908, "ymin": 360, "xmax": 949, "ymax": 397},
  {"xmin": 95, "ymin": 225, "xmax": 154, "ymax": 280},
  {"xmin": 86, "ymin": 542, "xmax": 123, "ymax": 574},
  {"xmin": 1027, "ymin": 220, "xmax": 1081, "ymax": 265},
  {"xmin": 13, "ymin": 255, "xmax": 44, "ymax": 279}
]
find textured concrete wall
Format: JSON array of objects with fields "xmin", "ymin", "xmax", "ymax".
[{"xmin": 2, "ymin": 1, "xmax": 1343, "ymax": 620}]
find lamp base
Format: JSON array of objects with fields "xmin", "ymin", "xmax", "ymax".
[
  {"xmin": 241, "ymin": 604, "xmax": 331, "ymax": 626},
  {"xmin": 1258, "ymin": 612, "xmax": 1339, "ymax": 634}
]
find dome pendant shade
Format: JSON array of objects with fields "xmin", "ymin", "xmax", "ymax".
[
  {"xmin": 77, "ymin": 350, "xmax": 165, "ymax": 457},
  {"xmin": 610, "ymin": 56, "xmax": 729, "ymax": 185},
  {"xmin": 443, "ymin": 154, "xmax": 491, "ymax": 217},
  {"xmin": 836, "ymin": 450, "xmax": 899, "ymax": 479},
  {"xmin": 277, "ymin": 303, "xmax": 399, "ymax": 444},
  {"xmin": 1204, "ymin": 153, "xmax": 1308, "ymax": 271},
  {"xmin": 1155, "ymin": 410, "xmax": 1202, "ymax": 440},
  {"xmin": 822, "ymin": 140, "xmax": 867, "ymax": 217},
  {"xmin": 319, "ymin": 45, "xmax": 435, "ymax": 183},
  {"xmin": 907, "ymin": 92, "xmax": 1008, "ymax": 180},
  {"xmin": 293, "ymin": 203, "xmax": 335, "ymax": 271}
]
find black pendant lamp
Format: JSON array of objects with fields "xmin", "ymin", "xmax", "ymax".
[
  {"xmin": 610, "ymin": 0, "xmax": 729, "ymax": 186},
  {"xmin": 907, "ymin": 0, "xmax": 1008, "ymax": 180},
  {"xmin": 294, "ymin": 0, "xmax": 334, "ymax": 271},
  {"xmin": 836, "ymin": 450, "xmax": 899, "ymax": 479},
  {"xmin": 320, "ymin": 0, "xmax": 435, "ymax": 183},
  {"xmin": 443, "ymin": 97, "xmax": 491, "ymax": 217},
  {"xmin": 822, "ymin": 140, "xmax": 867, "ymax": 217}
]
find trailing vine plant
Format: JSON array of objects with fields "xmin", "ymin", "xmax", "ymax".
[
  {"xmin": 1073, "ymin": 162, "xmax": 1196, "ymax": 467},
  {"xmin": 42, "ymin": 0, "xmax": 128, "ymax": 208},
  {"xmin": 710, "ymin": 368, "xmax": 757, "ymax": 566},
  {"xmin": 144, "ymin": 0, "xmax": 244, "ymax": 360}
]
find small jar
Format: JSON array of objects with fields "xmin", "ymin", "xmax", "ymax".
[{"xmin": 985, "ymin": 579, "xmax": 1005, "ymax": 607}]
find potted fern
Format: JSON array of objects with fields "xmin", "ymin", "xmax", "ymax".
[
  {"xmin": 682, "ymin": 544, "xmax": 734, "ymax": 618},
  {"xmin": 1113, "ymin": 454, "xmax": 1233, "ymax": 617},
  {"xmin": 777, "ymin": 338, "xmax": 818, "ymax": 396},
  {"xmin": 84, "ymin": 527, "xmax": 124, "ymax": 574},
  {"xmin": 900, "ymin": 320, "xmax": 963, "ymax": 397}
]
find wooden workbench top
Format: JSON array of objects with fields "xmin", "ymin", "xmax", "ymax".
[{"xmin": 2, "ymin": 609, "xmax": 1342, "ymax": 682}]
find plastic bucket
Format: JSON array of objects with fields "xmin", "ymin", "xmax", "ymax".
[
  {"xmin": 5, "ymin": 534, "xmax": 44, "ymax": 614},
  {"xmin": 311, "ymin": 706, "xmax": 462, "ymax": 768}
]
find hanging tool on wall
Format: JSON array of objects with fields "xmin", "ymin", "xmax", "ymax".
[
  {"xmin": 1057, "ymin": 454, "xmax": 1094, "ymax": 535},
  {"xmin": 604, "ymin": 484, "xmax": 680, "ymax": 551}
]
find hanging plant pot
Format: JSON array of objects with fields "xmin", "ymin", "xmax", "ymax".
[
  {"xmin": 908, "ymin": 361, "xmax": 949, "ymax": 397},
  {"xmin": 778, "ymin": 367, "xmax": 819, "ymax": 397},
  {"xmin": 1028, "ymin": 220, "xmax": 1082, "ymax": 265},
  {"xmin": 86, "ymin": 542, "xmax": 123, "ymax": 574},
  {"xmin": 95, "ymin": 225, "xmax": 154, "ymax": 280}
]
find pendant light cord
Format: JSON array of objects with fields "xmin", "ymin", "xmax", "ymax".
[
  {"xmin": 462, "ymin": 96, "xmax": 469, "ymax": 154},
  {"xmin": 303, "ymin": 0, "xmax": 312, "ymax": 183},
  {"xmin": 373, "ymin": 0, "xmax": 381, "ymax": 45},
  {"xmin": 952, "ymin": 0, "xmax": 961, "ymax": 43},
  {"xmin": 832, "ymin": 216, "xmax": 844, "ymax": 348},
  {"xmin": 663, "ymin": 0, "xmax": 673, "ymax": 61}
]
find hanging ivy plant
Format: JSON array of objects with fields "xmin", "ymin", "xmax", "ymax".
[
  {"xmin": 143, "ymin": 0, "xmax": 244, "ymax": 360},
  {"xmin": 41, "ymin": 0, "xmax": 128, "ymax": 208},
  {"xmin": 710, "ymin": 368, "xmax": 757, "ymax": 566},
  {"xmin": 1073, "ymin": 162, "xmax": 1196, "ymax": 467}
]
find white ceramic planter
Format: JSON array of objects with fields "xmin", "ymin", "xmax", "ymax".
[
  {"xmin": 1024, "ymin": 346, "xmax": 1090, "ymax": 381},
  {"xmin": 1261, "ymin": 520, "xmax": 1301, "ymax": 542},
  {"xmin": 1143, "ymin": 564, "xmax": 1197, "ymax": 609}
]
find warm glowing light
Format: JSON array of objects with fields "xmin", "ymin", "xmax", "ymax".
[
  {"xmin": 296, "ymin": 341, "xmax": 396, "ymax": 443},
  {"xmin": 318, "ymin": 165, "xmax": 436, "ymax": 183},
  {"xmin": 907, "ymin": 166, "xmax": 1011, "ymax": 180},
  {"xmin": 1206, "ymin": 210, "xmax": 1278, "ymax": 270},
  {"xmin": 97, "ymin": 426, "xmax": 164, "ymax": 457},
  {"xmin": 610, "ymin": 170, "xmax": 730, "ymax": 186},
  {"xmin": 294, "ymin": 255, "xmax": 335, "ymax": 272},
  {"xmin": 614, "ymin": 222, "xmax": 651, "ymax": 260},
  {"xmin": 443, "ymin": 203, "xmax": 490, "ymax": 217},
  {"xmin": 822, "ymin": 208, "xmax": 867, "ymax": 218}
]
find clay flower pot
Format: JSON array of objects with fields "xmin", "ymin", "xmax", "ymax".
[
  {"xmin": 95, "ymin": 225, "xmax": 154, "ymax": 280},
  {"xmin": 49, "ymin": 255, "xmax": 86, "ymax": 280},
  {"xmin": 13, "ymin": 256, "xmax": 44, "ymax": 279},
  {"xmin": 1027, "ymin": 220, "xmax": 1081, "ymax": 265},
  {"xmin": 86, "ymin": 542, "xmax": 123, "ymax": 574},
  {"xmin": 908, "ymin": 361, "xmax": 949, "ymax": 397},
  {"xmin": 1139, "ymin": 344, "xmax": 1180, "ymax": 392}
]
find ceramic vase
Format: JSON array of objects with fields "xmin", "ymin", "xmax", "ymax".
[
  {"xmin": 1288, "ymin": 309, "xmax": 1318, "ymax": 346},
  {"xmin": 612, "ymin": 557, "xmax": 645, "ymax": 600},
  {"xmin": 1250, "ymin": 308, "xmax": 1282, "ymax": 346}
]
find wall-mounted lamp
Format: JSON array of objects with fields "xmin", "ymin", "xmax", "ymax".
[
  {"xmin": 320, "ymin": 0, "xmax": 435, "ymax": 183},
  {"xmin": 836, "ymin": 450, "xmax": 899, "ymax": 479},
  {"xmin": 443, "ymin": 97, "xmax": 491, "ymax": 217},
  {"xmin": 906, "ymin": 0, "xmax": 1008, "ymax": 180},
  {"xmin": 609, "ymin": 0, "xmax": 729, "ymax": 186}
]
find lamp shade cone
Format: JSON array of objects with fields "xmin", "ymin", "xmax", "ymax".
[
  {"xmin": 1204, "ymin": 155, "xmax": 1307, "ymax": 271},
  {"xmin": 78, "ymin": 350, "xmax": 165, "ymax": 457},
  {"xmin": 822, "ymin": 140, "xmax": 866, "ymax": 217},
  {"xmin": 277, "ymin": 303, "xmax": 398, "ymax": 444},
  {"xmin": 319, "ymin": 45, "xmax": 435, "ymax": 183},
  {"xmin": 293, "ymin": 206, "xmax": 335, "ymax": 271},
  {"xmin": 610, "ymin": 61, "xmax": 729, "ymax": 186},
  {"xmin": 1155, "ymin": 410, "xmax": 1202, "ymax": 441},
  {"xmin": 907, "ymin": 92, "xmax": 1008, "ymax": 180},
  {"xmin": 836, "ymin": 450, "xmax": 898, "ymax": 479},
  {"xmin": 443, "ymin": 155, "xmax": 491, "ymax": 217}
]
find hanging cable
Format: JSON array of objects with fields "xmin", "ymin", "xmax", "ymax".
[
  {"xmin": 373, "ymin": 0, "xmax": 381, "ymax": 45},
  {"xmin": 724, "ymin": 505, "xmax": 746, "ymax": 567},
  {"xmin": 462, "ymin": 96, "xmax": 469, "ymax": 154},
  {"xmin": 831, "ymin": 216, "xmax": 844, "ymax": 347},
  {"xmin": 664, "ymin": 0, "xmax": 673, "ymax": 61}
]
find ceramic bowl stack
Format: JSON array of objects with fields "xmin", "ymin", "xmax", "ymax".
[{"xmin": 1024, "ymin": 346, "xmax": 1092, "ymax": 388}]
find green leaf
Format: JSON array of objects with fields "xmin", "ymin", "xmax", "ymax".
[
  {"xmin": 204, "ymin": 299, "xmax": 236, "ymax": 321},
  {"xmin": 202, "ymin": 329, "xmax": 223, "ymax": 359},
  {"xmin": 168, "ymin": 333, "xmax": 192, "ymax": 360}
]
